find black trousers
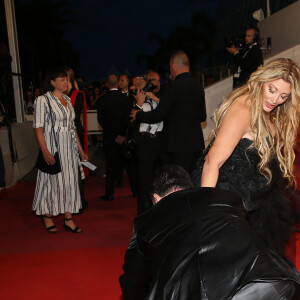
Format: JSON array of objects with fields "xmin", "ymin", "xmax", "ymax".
[
  {"xmin": 136, "ymin": 134, "xmax": 162, "ymax": 214},
  {"xmin": 103, "ymin": 139, "xmax": 124, "ymax": 196}
]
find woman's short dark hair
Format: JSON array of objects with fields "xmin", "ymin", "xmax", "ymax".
[
  {"xmin": 44, "ymin": 67, "xmax": 67, "ymax": 91},
  {"xmin": 149, "ymin": 165, "xmax": 193, "ymax": 200}
]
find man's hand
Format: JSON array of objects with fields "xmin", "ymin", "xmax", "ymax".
[
  {"xmin": 134, "ymin": 88, "xmax": 146, "ymax": 107},
  {"xmin": 130, "ymin": 109, "xmax": 140, "ymax": 122},
  {"xmin": 226, "ymin": 46, "xmax": 239, "ymax": 55},
  {"xmin": 115, "ymin": 135, "xmax": 126, "ymax": 144},
  {"xmin": 145, "ymin": 92, "xmax": 160, "ymax": 103}
]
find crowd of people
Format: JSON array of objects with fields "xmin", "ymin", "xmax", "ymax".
[{"xmin": 30, "ymin": 43, "xmax": 300, "ymax": 298}]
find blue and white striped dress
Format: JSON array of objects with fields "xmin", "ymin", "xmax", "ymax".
[{"xmin": 32, "ymin": 91, "xmax": 84, "ymax": 216}]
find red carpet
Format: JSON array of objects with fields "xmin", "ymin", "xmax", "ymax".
[
  {"xmin": 0, "ymin": 176, "xmax": 136, "ymax": 299},
  {"xmin": 0, "ymin": 247, "xmax": 126, "ymax": 300},
  {"xmin": 0, "ymin": 169, "xmax": 299, "ymax": 299}
]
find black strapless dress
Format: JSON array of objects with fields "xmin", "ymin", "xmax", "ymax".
[{"xmin": 193, "ymin": 138, "xmax": 298, "ymax": 255}]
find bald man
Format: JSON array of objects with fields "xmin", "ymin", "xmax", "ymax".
[
  {"xmin": 132, "ymin": 51, "xmax": 206, "ymax": 174},
  {"xmin": 97, "ymin": 74, "xmax": 130, "ymax": 200}
]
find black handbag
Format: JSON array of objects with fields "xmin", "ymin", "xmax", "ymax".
[{"xmin": 36, "ymin": 95, "xmax": 61, "ymax": 174}]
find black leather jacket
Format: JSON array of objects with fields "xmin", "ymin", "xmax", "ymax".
[{"xmin": 120, "ymin": 187, "xmax": 300, "ymax": 300}]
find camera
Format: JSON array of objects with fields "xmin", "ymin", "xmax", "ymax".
[
  {"xmin": 143, "ymin": 80, "xmax": 156, "ymax": 93},
  {"xmin": 224, "ymin": 34, "xmax": 245, "ymax": 49},
  {"xmin": 131, "ymin": 78, "xmax": 157, "ymax": 96}
]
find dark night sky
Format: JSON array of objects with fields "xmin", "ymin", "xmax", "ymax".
[{"xmin": 63, "ymin": 0, "xmax": 219, "ymax": 81}]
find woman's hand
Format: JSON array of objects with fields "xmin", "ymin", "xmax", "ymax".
[
  {"xmin": 79, "ymin": 150, "xmax": 88, "ymax": 162},
  {"xmin": 42, "ymin": 149, "xmax": 56, "ymax": 165},
  {"xmin": 35, "ymin": 128, "xmax": 55, "ymax": 165}
]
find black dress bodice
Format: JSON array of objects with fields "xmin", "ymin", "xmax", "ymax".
[
  {"xmin": 217, "ymin": 138, "xmax": 278, "ymax": 212},
  {"xmin": 192, "ymin": 138, "xmax": 296, "ymax": 255}
]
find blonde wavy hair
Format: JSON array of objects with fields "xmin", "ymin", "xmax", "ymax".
[
  {"xmin": 65, "ymin": 67, "xmax": 79, "ymax": 90},
  {"xmin": 210, "ymin": 58, "xmax": 300, "ymax": 186}
]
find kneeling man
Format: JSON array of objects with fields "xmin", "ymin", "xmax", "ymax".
[{"xmin": 120, "ymin": 165, "xmax": 300, "ymax": 300}]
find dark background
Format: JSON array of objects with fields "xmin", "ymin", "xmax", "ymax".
[{"xmin": 1, "ymin": 0, "xmax": 298, "ymax": 86}]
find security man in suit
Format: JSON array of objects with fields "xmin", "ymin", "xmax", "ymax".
[
  {"xmin": 131, "ymin": 50, "xmax": 206, "ymax": 175},
  {"xmin": 97, "ymin": 74, "xmax": 129, "ymax": 201},
  {"xmin": 227, "ymin": 27, "xmax": 263, "ymax": 88}
]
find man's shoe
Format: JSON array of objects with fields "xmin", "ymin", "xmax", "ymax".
[{"xmin": 100, "ymin": 195, "xmax": 114, "ymax": 201}]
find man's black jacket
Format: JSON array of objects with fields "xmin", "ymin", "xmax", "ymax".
[
  {"xmin": 136, "ymin": 72, "xmax": 206, "ymax": 153},
  {"xmin": 96, "ymin": 90, "xmax": 129, "ymax": 141},
  {"xmin": 119, "ymin": 188, "xmax": 300, "ymax": 300},
  {"xmin": 234, "ymin": 43, "xmax": 263, "ymax": 86}
]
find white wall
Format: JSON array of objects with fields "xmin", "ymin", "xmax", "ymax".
[
  {"xmin": 259, "ymin": 1, "xmax": 300, "ymax": 60},
  {"xmin": 203, "ymin": 77, "xmax": 233, "ymax": 145},
  {"xmin": 264, "ymin": 44, "xmax": 300, "ymax": 66},
  {"xmin": 202, "ymin": 44, "xmax": 300, "ymax": 146},
  {"xmin": 0, "ymin": 122, "xmax": 38, "ymax": 187}
]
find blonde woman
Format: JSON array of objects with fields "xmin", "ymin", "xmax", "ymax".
[{"xmin": 193, "ymin": 58, "xmax": 300, "ymax": 255}]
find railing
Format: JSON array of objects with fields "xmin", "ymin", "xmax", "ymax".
[{"xmin": 198, "ymin": 64, "xmax": 233, "ymax": 88}]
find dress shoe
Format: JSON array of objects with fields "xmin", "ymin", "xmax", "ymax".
[{"xmin": 100, "ymin": 195, "xmax": 114, "ymax": 201}]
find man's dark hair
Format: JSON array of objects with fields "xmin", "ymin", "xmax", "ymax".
[
  {"xmin": 44, "ymin": 67, "xmax": 68, "ymax": 92},
  {"xmin": 246, "ymin": 27, "xmax": 260, "ymax": 44},
  {"xmin": 149, "ymin": 165, "xmax": 193, "ymax": 200},
  {"xmin": 121, "ymin": 73, "xmax": 130, "ymax": 82}
]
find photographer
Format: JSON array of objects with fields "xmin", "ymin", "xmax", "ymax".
[
  {"xmin": 226, "ymin": 27, "xmax": 263, "ymax": 88},
  {"xmin": 133, "ymin": 70, "xmax": 163, "ymax": 214}
]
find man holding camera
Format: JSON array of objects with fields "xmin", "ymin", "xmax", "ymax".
[
  {"xmin": 131, "ymin": 51, "xmax": 206, "ymax": 176},
  {"xmin": 226, "ymin": 27, "xmax": 263, "ymax": 88},
  {"xmin": 133, "ymin": 70, "xmax": 163, "ymax": 214}
]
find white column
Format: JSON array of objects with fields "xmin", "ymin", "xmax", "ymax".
[
  {"xmin": 4, "ymin": 0, "xmax": 25, "ymax": 123},
  {"xmin": 267, "ymin": 0, "xmax": 271, "ymax": 17}
]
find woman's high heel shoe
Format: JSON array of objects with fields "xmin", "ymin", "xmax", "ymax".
[
  {"xmin": 64, "ymin": 218, "xmax": 82, "ymax": 233},
  {"xmin": 42, "ymin": 215, "xmax": 57, "ymax": 233}
]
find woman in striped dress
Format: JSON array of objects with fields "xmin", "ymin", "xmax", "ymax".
[{"xmin": 32, "ymin": 68, "xmax": 88, "ymax": 233}]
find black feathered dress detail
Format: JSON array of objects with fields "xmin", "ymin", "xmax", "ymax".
[{"xmin": 192, "ymin": 138, "xmax": 297, "ymax": 255}]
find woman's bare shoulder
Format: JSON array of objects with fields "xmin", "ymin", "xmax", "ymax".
[{"xmin": 224, "ymin": 95, "xmax": 251, "ymax": 122}]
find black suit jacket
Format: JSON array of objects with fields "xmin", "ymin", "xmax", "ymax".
[
  {"xmin": 136, "ymin": 72, "xmax": 206, "ymax": 153},
  {"xmin": 234, "ymin": 43, "xmax": 263, "ymax": 86},
  {"xmin": 119, "ymin": 188, "xmax": 300, "ymax": 300},
  {"xmin": 97, "ymin": 90, "xmax": 129, "ymax": 141}
]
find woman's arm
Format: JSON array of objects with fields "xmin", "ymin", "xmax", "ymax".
[
  {"xmin": 75, "ymin": 129, "xmax": 88, "ymax": 161},
  {"xmin": 201, "ymin": 98, "xmax": 251, "ymax": 187},
  {"xmin": 35, "ymin": 127, "xmax": 56, "ymax": 165}
]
